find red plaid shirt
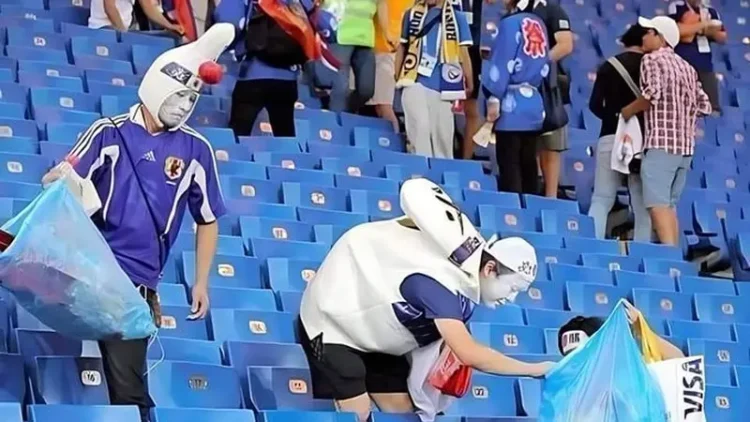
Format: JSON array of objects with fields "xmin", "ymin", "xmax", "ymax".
[{"xmin": 641, "ymin": 47, "xmax": 712, "ymax": 156}]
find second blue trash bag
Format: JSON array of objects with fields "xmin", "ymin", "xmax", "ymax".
[
  {"xmin": 0, "ymin": 181, "xmax": 157, "ymax": 340},
  {"xmin": 539, "ymin": 300, "xmax": 667, "ymax": 421}
]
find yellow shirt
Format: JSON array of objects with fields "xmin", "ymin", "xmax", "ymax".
[{"xmin": 374, "ymin": 0, "xmax": 412, "ymax": 53}]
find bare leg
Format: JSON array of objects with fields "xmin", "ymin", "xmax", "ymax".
[
  {"xmin": 649, "ymin": 206, "xmax": 679, "ymax": 246},
  {"xmin": 462, "ymin": 98, "xmax": 481, "ymax": 159},
  {"xmin": 375, "ymin": 104, "xmax": 399, "ymax": 133},
  {"xmin": 336, "ymin": 393, "xmax": 374, "ymax": 422},
  {"xmin": 371, "ymin": 392, "xmax": 415, "ymax": 413},
  {"xmin": 540, "ymin": 149, "xmax": 561, "ymax": 198}
]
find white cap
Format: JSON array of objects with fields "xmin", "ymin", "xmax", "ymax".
[
  {"xmin": 638, "ymin": 16, "xmax": 680, "ymax": 48},
  {"xmin": 138, "ymin": 23, "xmax": 235, "ymax": 130},
  {"xmin": 484, "ymin": 236, "xmax": 538, "ymax": 281}
]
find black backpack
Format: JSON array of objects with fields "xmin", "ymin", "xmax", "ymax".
[{"xmin": 244, "ymin": 4, "xmax": 308, "ymax": 69}]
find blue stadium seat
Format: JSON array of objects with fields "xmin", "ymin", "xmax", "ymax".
[
  {"xmin": 470, "ymin": 305, "xmax": 524, "ymax": 324},
  {"xmin": 632, "ymin": 289, "xmax": 694, "ymax": 321},
  {"xmin": 383, "ymin": 164, "xmax": 437, "ymax": 183},
  {"xmin": 84, "ymin": 69, "xmax": 141, "ymax": 87},
  {"xmin": 86, "ymin": 81, "xmax": 138, "ymax": 97},
  {"xmin": 0, "ymin": 83, "xmax": 28, "ymax": 106},
  {"xmin": 223, "ymin": 201, "xmax": 297, "ymax": 222},
  {"xmin": 349, "ymin": 190, "xmax": 400, "ymax": 219},
  {"xmin": 0, "ymin": 403, "xmax": 21, "ymax": 422},
  {"xmin": 0, "ymin": 117, "xmax": 38, "ymax": 140},
  {"xmin": 514, "ymin": 281, "xmax": 565, "ymax": 310},
  {"xmin": 705, "ymin": 386, "xmax": 746, "ymax": 421},
  {"xmin": 210, "ymin": 309, "xmax": 296, "ymax": 343},
  {"xmin": 535, "ymin": 248, "xmax": 579, "ymax": 266},
  {"xmin": 689, "ymin": 339, "xmax": 750, "ymax": 367},
  {"xmin": 371, "ymin": 149, "xmax": 429, "ymax": 168},
  {"xmin": 695, "ymin": 294, "xmax": 750, "ymax": 324},
  {"xmin": 668, "ymin": 320, "xmax": 734, "ymax": 342},
  {"xmin": 277, "ymin": 291, "xmax": 302, "ymax": 313},
  {"xmin": 339, "ymin": 111, "xmax": 393, "ymax": 133},
  {"xmin": 262, "ymin": 411, "xmax": 357, "ymax": 422},
  {"xmin": 0, "ymin": 353, "xmax": 25, "ymax": 403},
  {"xmin": 45, "ymin": 122, "xmax": 87, "ymax": 144},
  {"xmin": 241, "ymin": 136, "xmax": 303, "ymax": 154},
  {"xmin": 253, "ymin": 152, "xmax": 319, "ymax": 170},
  {"xmin": 443, "ymin": 374, "xmax": 518, "ymax": 417},
  {"xmin": 470, "ymin": 323, "xmax": 545, "ymax": 354},
  {"xmin": 563, "ymin": 237, "xmax": 621, "ymax": 255},
  {"xmin": 74, "ymin": 55, "xmax": 133, "ymax": 74},
  {"xmin": 31, "ymin": 88, "xmax": 98, "ymax": 113},
  {"xmin": 153, "ymin": 408, "xmax": 256, "ymax": 422},
  {"xmin": 157, "ymin": 283, "xmax": 188, "ymax": 306},
  {"xmin": 524, "ymin": 195, "xmax": 579, "ymax": 216},
  {"xmin": 500, "ymin": 232, "xmax": 563, "ymax": 250},
  {"xmin": 18, "ymin": 60, "xmax": 79, "ymax": 79},
  {"xmin": 221, "ymin": 177, "xmax": 281, "ymax": 203},
  {"xmin": 240, "ymin": 216, "xmax": 315, "ymax": 243},
  {"xmin": 334, "ymin": 174, "xmax": 398, "ymax": 194},
  {"xmin": 172, "ymin": 234, "xmax": 244, "ymax": 256},
  {"xmin": 296, "ymin": 207, "xmax": 368, "ymax": 227},
  {"xmin": 0, "ymin": 180, "xmax": 41, "ymax": 199},
  {"xmin": 442, "ymin": 172, "xmax": 498, "ymax": 192},
  {"xmin": 540, "ymin": 209, "xmax": 595, "ymax": 237},
  {"xmin": 477, "ymin": 205, "xmax": 536, "ymax": 232},
  {"xmin": 158, "ymin": 305, "xmax": 209, "ymax": 340},
  {"xmin": 734, "ymin": 365, "xmax": 750, "ymax": 389},
  {"xmin": 60, "ymin": 23, "xmax": 117, "ymax": 42},
  {"xmin": 628, "ymin": 242, "xmax": 683, "ymax": 261},
  {"xmin": 0, "ymin": 137, "xmax": 36, "ymax": 153},
  {"xmin": 614, "ymin": 271, "xmax": 676, "ymax": 291},
  {"xmin": 147, "ymin": 337, "xmax": 222, "ymax": 365},
  {"xmin": 282, "ymin": 182, "xmax": 348, "ymax": 211},
  {"xmin": 209, "ymin": 287, "xmax": 277, "ymax": 311},
  {"xmin": 267, "ymin": 258, "xmax": 321, "ymax": 292},
  {"xmin": 15, "ymin": 329, "xmax": 90, "ymax": 370},
  {"xmin": 28, "ymin": 404, "xmax": 141, "ymax": 422},
  {"xmin": 148, "ymin": 361, "xmax": 243, "ymax": 408},
  {"xmin": 249, "ymin": 238, "xmax": 329, "ymax": 261},
  {"xmin": 706, "ymin": 364, "xmax": 733, "ymax": 387},
  {"xmin": 318, "ymin": 157, "xmax": 385, "ymax": 179},
  {"xmin": 7, "ymin": 46, "xmax": 68, "ymax": 65},
  {"xmin": 268, "ymin": 167, "xmax": 334, "ymax": 187},
  {"xmin": 524, "ymin": 308, "xmax": 577, "ymax": 330},
  {"xmin": 429, "ymin": 157, "xmax": 484, "ymax": 176},
  {"xmin": 34, "ymin": 356, "xmax": 108, "ymax": 405},
  {"xmin": 247, "ymin": 366, "xmax": 333, "ymax": 411},
  {"xmin": 566, "ymin": 283, "xmax": 629, "ymax": 316},
  {"xmin": 642, "ymin": 258, "xmax": 698, "ymax": 278},
  {"xmin": 33, "ymin": 108, "xmax": 100, "ymax": 126},
  {"xmin": 678, "ymin": 276, "xmax": 737, "ymax": 295},
  {"xmin": 120, "ymin": 32, "xmax": 174, "ymax": 49},
  {"xmin": 581, "ymin": 253, "xmax": 641, "ymax": 272},
  {"xmin": 517, "ymin": 377, "xmax": 541, "ymax": 417},
  {"xmin": 6, "ymin": 28, "xmax": 67, "ymax": 50},
  {"xmin": 182, "ymin": 252, "xmax": 262, "ymax": 289},
  {"xmin": 70, "ymin": 37, "xmax": 130, "ymax": 62},
  {"xmin": 549, "ymin": 263, "xmax": 613, "ymax": 285},
  {"xmin": 352, "ymin": 127, "xmax": 404, "ymax": 152}
]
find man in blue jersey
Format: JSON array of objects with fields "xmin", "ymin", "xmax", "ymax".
[
  {"xmin": 41, "ymin": 24, "xmax": 234, "ymax": 422},
  {"xmin": 669, "ymin": 0, "xmax": 726, "ymax": 113}
]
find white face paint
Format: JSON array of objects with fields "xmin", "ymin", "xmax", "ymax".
[
  {"xmin": 158, "ymin": 90, "xmax": 198, "ymax": 128},
  {"xmin": 479, "ymin": 271, "xmax": 531, "ymax": 309}
]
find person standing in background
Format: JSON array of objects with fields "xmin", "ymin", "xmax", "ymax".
[
  {"xmin": 621, "ymin": 16, "xmax": 712, "ymax": 246},
  {"xmin": 217, "ymin": 0, "xmax": 318, "ymax": 137},
  {"xmin": 483, "ymin": 0, "xmax": 549, "ymax": 194},
  {"xmin": 460, "ymin": 0, "xmax": 484, "ymax": 159},
  {"xmin": 90, "ymin": 0, "xmax": 184, "ymax": 34},
  {"xmin": 368, "ymin": 0, "xmax": 411, "ymax": 132},
  {"xmin": 326, "ymin": 0, "xmax": 392, "ymax": 112},
  {"xmin": 668, "ymin": 0, "xmax": 726, "ymax": 113},
  {"xmin": 587, "ymin": 24, "xmax": 651, "ymax": 242},
  {"xmin": 531, "ymin": 0, "xmax": 573, "ymax": 198},
  {"xmin": 395, "ymin": 0, "xmax": 473, "ymax": 158}
]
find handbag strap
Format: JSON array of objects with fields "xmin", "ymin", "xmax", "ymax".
[{"xmin": 607, "ymin": 56, "xmax": 640, "ymax": 98}]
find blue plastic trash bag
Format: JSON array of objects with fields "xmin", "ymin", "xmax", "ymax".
[
  {"xmin": 0, "ymin": 181, "xmax": 157, "ymax": 340},
  {"xmin": 539, "ymin": 300, "xmax": 667, "ymax": 422}
]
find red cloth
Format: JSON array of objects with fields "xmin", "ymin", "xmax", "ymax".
[
  {"xmin": 172, "ymin": 0, "xmax": 198, "ymax": 41},
  {"xmin": 428, "ymin": 346, "xmax": 473, "ymax": 398}
]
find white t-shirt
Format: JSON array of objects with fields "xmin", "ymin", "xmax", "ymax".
[{"xmin": 88, "ymin": 0, "xmax": 134, "ymax": 29}]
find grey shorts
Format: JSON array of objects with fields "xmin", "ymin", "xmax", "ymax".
[
  {"xmin": 698, "ymin": 71, "xmax": 720, "ymax": 113},
  {"xmin": 538, "ymin": 126, "xmax": 568, "ymax": 152},
  {"xmin": 641, "ymin": 148, "xmax": 693, "ymax": 209}
]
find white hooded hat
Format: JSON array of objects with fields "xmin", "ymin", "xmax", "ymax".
[
  {"xmin": 399, "ymin": 178, "xmax": 486, "ymax": 281},
  {"xmin": 137, "ymin": 23, "xmax": 235, "ymax": 130}
]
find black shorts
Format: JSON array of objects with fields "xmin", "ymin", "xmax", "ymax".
[
  {"xmin": 468, "ymin": 44, "xmax": 482, "ymax": 100},
  {"xmin": 298, "ymin": 318, "xmax": 410, "ymax": 400}
]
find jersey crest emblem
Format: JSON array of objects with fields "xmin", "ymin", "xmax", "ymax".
[
  {"xmin": 521, "ymin": 18, "xmax": 547, "ymax": 59},
  {"xmin": 164, "ymin": 156, "xmax": 185, "ymax": 180}
]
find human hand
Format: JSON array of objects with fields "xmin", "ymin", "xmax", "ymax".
[
  {"xmin": 529, "ymin": 361, "xmax": 556, "ymax": 378},
  {"xmin": 386, "ymin": 33, "xmax": 399, "ymax": 51},
  {"xmin": 187, "ymin": 283, "xmax": 210, "ymax": 320},
  {"xmin": 623, "ymin": 299, "xmax": 643, "ymax": 325},
  {"xmin": 464, "ymin": 79, "xmax": 474, "ymax": 97},
  {"xmin": 41, "ymin": 159, "xmax": 77, "ymax": 188},
  {"xmin": 169, "ymin": 22, "xmax": 185, "ymax": 35}
]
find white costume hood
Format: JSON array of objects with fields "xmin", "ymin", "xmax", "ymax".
[{"xmin": 137, "ymin": 23, "xmax": 235, "ymax": 130}]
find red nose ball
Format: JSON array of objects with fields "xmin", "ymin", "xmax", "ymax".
[{"xmin": 198, "ymin": 61, "xmax": 224, "ymax": 85}]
